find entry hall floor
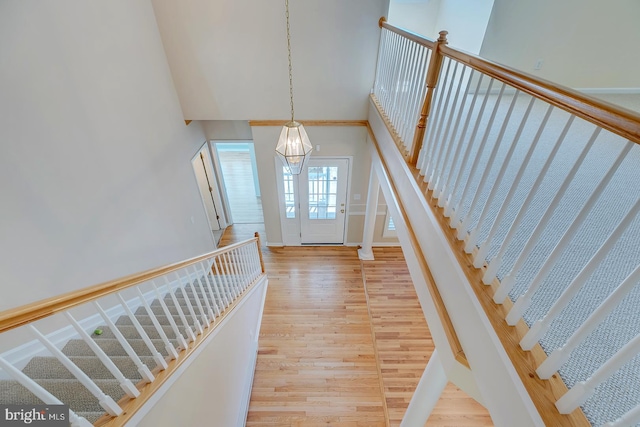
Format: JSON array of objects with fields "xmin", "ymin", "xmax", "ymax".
[{"xmin": 220, "ymin": 225, "xmax": 492, "ymax": 426}]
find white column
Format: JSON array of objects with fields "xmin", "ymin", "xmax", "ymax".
[
  {"xmin": 400, "ymin": 349, "xmax": 448, "ymax": 427},
  {"xmin": 358, "ymin": 166, "xmax": 380, "ymax": 260}
]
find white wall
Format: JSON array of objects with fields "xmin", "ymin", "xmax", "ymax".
[
  {"xmin": 135, "ymin": 278, "xmax": 267, "ymax": 427},
  {"xmin": 480, "ymin": 0, "xmax": 640, "ymax": 88},
  {"xmin": 0, "ymin": 1, "xmax": 214, "ymax": 312},
  {"xmin": 150, "ymin": 0, "xmax": 386, "ymax": 120},
  {"xmin": 388, "ymin": 0, "xmax": 494, "ymax": 54},
  {"xmin": 201, "ymin": 120, "xmax": 253, "ymax": 141}
]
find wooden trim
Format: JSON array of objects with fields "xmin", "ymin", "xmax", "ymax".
[
  {"xmin": 370, "ymin": 94, "xmax": 409, "ymax": 158},
  {"xmin": 248, "ymin": 120, "xmax": 367, "ymax": 127},
  {"xmin": 365, "ymin": 122, "xmax": 469, "ymax": 369},
  {"xmin": 254, "ymin": 232, "xmax": 265, "ymax": 273},
  {"xmin": 380, "ymin": 19, "xmax": 436, "ymax": 49},
  {"xmin": 184, "ymin": 120, "xmax": 192, "ymax": 126},
  {"xmin": 438, "ymin": 45, "xmax": 640, "ymax": 145},
  {"xmin": 94, "ymin": 274, "xmax": 267, "ymax": 427},
  {"xmin": 0, "ymin": 237, "xmax": 259, "ymax": 334},
  {"xmin": 369, "ymin": 98, "xmax": 589, "ymax": 425}
]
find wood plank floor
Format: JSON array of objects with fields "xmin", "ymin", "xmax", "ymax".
[{"xmin": 220, "ymin": 225, "xmax": 493, "ymax": 426}]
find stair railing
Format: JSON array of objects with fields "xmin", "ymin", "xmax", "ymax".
[
  {"xmin": 372, "ymin": 18, "xmax": 640, "ymax": 427},
  {"xmin": 0, "ymin": 233, "xmax": 265, "ymax": 427}
]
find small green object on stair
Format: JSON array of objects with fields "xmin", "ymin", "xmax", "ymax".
[{"xmin": 94, "ymin": 329, "xmax": 103, "ymax": 335}]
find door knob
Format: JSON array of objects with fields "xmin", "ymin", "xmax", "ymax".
[{"xmin": 340, "ymin": 209, "xmax": 345, "ymax": 213}]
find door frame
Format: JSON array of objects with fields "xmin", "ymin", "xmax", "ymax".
[{"xmin": 275, "ymin": 156, "xmax": 353, "ymax": 246}]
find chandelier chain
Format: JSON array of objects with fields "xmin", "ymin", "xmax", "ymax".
[{"xmin": 285, "ymin": 0, "xmax": 295, "ymax": 122}]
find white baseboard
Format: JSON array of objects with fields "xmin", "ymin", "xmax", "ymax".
[{"xmin": 345, "ymin": 242, "xmax": 401, "ymax": 247}]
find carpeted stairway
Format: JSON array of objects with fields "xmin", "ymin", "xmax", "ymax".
[{"xmin": 0, "ymin": 274, "xmax": 234, "ymax": 424}]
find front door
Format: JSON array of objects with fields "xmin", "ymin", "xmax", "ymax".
[{"xmin": 299, "ymin": 158, "xmax": 349, "ymax": 244}]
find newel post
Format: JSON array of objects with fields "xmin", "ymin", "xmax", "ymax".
[
  {"xmin": 255, "ymin": 232, "xmax": 265, "ymax": 273},
  {"xmin": 409, "ymin": 30, "xmax": 448, "ymax": 166}
]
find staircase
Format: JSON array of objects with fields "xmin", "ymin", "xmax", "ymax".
[{"xmin": 0, "ymin": 278, "xmax": 230, "ymax": 423}]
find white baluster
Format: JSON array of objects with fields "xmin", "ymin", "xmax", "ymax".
[
  {"xmin": 0, "ymin": 356, "xmax": 94, "ymax": 427},
  {"xmin": 445, "ymin": 77, "xmax": 494, "ymax": 220},
  {"xmin": 433, "ymin": 65, "xmax": 470, "ymax": 199},
  {"xmin": 464, "ymin": 94, "xmax": 534, "ymax": 252},
  {"xmin": 29, "ymin": 325, "xmax": 122, "ymax": 416},
  {"xmin": 228, "ymin": 250, "xmax": 244, "ymax": 296},
  {"xmin": 200, "ymin": 260, "xmax": 224, "ymax": 314},
  {"xmin": 134, "ymin": 288, "xmax": 179, "ymax": 360},
  {"xmin": 182, "ymin": 269, "xmax": 210, "ymax": 326},
  {"xmin": 216, "ymin": 254, "xmax": 237, "ymax": 301},
  {"xmin": 506, "ymin": 142, "xmax": 633, "ymax": 325},
  {"xmin": 427, "ymin": 61, "xmax": 462, "ymax": 191},
  {"xmin": 493, "ymin": 127, "xmax": 600, "ymax": 303},
  {"xmin": 440, "ymin": 71, "xmax": 482, "ymax": 211},
  {"xmin": 93, "ymin": 301, "xmax": 154, "ymax": 383},
  {"xmin": 555, "ymin": 333, "xmax": 640, "ymax": 414},
  {"xmin": 211, "ymin": 256, "xmax": 231, "ymax": 308},
  {"xmin": 418, "ymin": 55, "xmax": 448, "ymax": 175},
  {"xmin": 116, "ymin": 294, "xmax": 168, "ymax": 370},
  {"xmin": 604, "ymin": 402, "xmax": 640, "ymax": 427},
  {"xmin": 451, "ymin": 82, "xmax": 506, "ymax": 230},
  {"xmin": 537, "ymin": 263, "xmax": 640, "ymax": 379},
  {"xmin": 372, "ymin": 29, "xmax": 385, "ymax": 93},
  {"xmin": 175, "ymin": 273, "xmax": 204, "ymax": 335},
  {"xmin": 65, "ymin": 312, "xmax": 140, "ymax": 398},
  {"xmin": 482, "ymin": 114, "xmax": 574, "ymax": 284},
  {"xmin": 224, "ymin": 252, "xmax": 242, "ymax": 298},
  {"xmin": 474, "ymin": 104, "xmax": 554, "ymax": 268},
  {"xmin": 402, "ymin": 43, "xmax": 421, "ymax": 146},
  {"xmin": 521, "ymin": 198, "xmax": 640, "ymax": 350},
  {"xmin": 152, "ymin": 280, "xmax": 189, "ymax": 349},
  {"xmin": 424, "ymin": 59, "xmax": 455, "ymax": 182},
  {"xmin": 407, "ymin": 46, "xmax": 429, "ymax": 149},
  {"xmin": 392, "ymin": 38, "xmax": 410, "ymax": 140},
  {"xmin": 191, "ymin": 264, "xmax": 217, "ymax": 319},
  {"xmin": 162, "ymin": 276, "xmax": 196, "ymax": 343}
]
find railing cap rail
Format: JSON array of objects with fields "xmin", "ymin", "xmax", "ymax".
[
  {"xmin": 380, "ymin": 18, "xmax": 640, "ymax": 145},
  {"xmin": 0, "ymin": 236, "xmax": 259, "ymax": 334}
]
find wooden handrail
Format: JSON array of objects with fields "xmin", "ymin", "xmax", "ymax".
[
  {"xmin": 380, "ymin": 19, "xmax": 640, "ymax": 145},
  {"xmin": 0, "ymin": 237, "xmax": 259, "ymax": 334}
]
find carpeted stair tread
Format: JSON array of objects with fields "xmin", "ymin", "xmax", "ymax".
[
  {"xmin": 22, "ymin": 356, "xmax": 153, "ymax": 380},
  {"xmin": 91, "ymin": 323, "xmax": 177, "ymax": 341},
  {"xmin": 62, "ymin": 338, "xmax": 172, "ymax": 358},
  {"xmin": 0, "ymin": 379, "xmax": 124, "ymax": 414}
]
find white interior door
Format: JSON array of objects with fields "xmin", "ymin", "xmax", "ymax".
[{"xmin": 299, "ymin": 158, "xmax": 349, "ymax": 244}]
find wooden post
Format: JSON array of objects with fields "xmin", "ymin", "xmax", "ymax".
[
  {"xmin": 409, "ymin": 30, "xmax": 448, "ymax": 166},
  {"xmin": 255, "ymin": 232, "xmax": 265, "ymax": 273}
]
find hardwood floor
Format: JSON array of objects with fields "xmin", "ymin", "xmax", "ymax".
[{"xmin": 220, "ymin": 225, "xmax": 492, "ymax": 426}]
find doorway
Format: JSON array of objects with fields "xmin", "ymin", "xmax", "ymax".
[
  {"xmin": 276, "ymin": 157, "xmax": 350, "ymax": 245},
  {"xmin": 213, "ymin": 142, "xmax": 264, "ymax": 225},
  {"xmin": 192, "ymin": 144, "xmax": 227, "ymax": 246}
]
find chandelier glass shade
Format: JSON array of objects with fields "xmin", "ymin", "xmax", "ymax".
[{"xmin": 276, "ymin": 121, "xmax": 313, "ymax": 175}]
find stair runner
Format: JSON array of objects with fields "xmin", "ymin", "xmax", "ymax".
[{"xmin": 0, "ymin": 274, "xmax": 235, "ymax": 424}]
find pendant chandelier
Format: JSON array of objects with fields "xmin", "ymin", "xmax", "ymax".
[{"xmin": 275, "ymin": 0, "xmax": 312, "ymax": 175}]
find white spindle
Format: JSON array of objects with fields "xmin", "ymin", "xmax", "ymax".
[
  {"xmin": 473, "ymin": 104, "xmax": 554, "ymax": 268},
  {"xmin": 537, "ymin": 263, "xmax": 640, "ymax": 379},
  {"xmin": 482, "ymin": 114, "xmax": 575, "ymax": 284},
  {"xmin": 397, "ymin": 41, "xmax": 414, "ymax": 146},
  {"xmin": 450, "ymin": 82, "xmax": 506, "ymax": 228},
  {"xmin": 65, "ymin": 312, "xmax": 140, "ymax": 398},
  {"xmin": 93, "ymin": 301, "xmax": 154, "ymax": 383},
  {"xmin": 424, "ymin": 59, "xmax": 455, "ymax": 182},
  {"xmin": 440, "ymin": 71, "xmax": 482, "ymax": 211},
  {"xmin": 419, "ymin": 57, "xmax": 450, "ymax": 176},
  {"xmin": 233, "ymin": 247, "xmax": 249, "ymax": 287},
  {"xmin": 214, "ymin": 254, "xmax": 235, "ymax": 302},
  {"xmin": 182, "ymin": 270, "xmax": 210, "ymax": 327},
  {"xmin": 210, "ymin": 257, "xmax": 230, "ymax": 307},
  {"xmin": 223, "ymin": 252, "xmax": 241, "ymax": 298},
  {"xmin": 201, "ymin": 260, "xmax": 224, "ymax": 313},
  {"xmin": 555, "ymin": 332, "xmax": 640, "ymax": 414},
  {"xmin": 493, "ymin": 127, "xmax": 601, "ymax": 303},
  {"xmin": 228, "ymin": 250, "xmax": 245, "ymax": 295},
  {"xmin": 604, "ymin": 402, "xmax": 640, "ymax": 427},
  {"xmin": 408, "ymin": 47, "xmax": 429, "ymax": 148},
  {"xmin": 134, "ymin": 288, "xmax": 179, "ymax": 360},
  {"xmin": 163, "ymin": 277, "xmax": 196, "ymax": 343},
  {"xmin": 152, "ymin": 280, "xmax": 189, "ymax": 349},
  {"xmin": 434, "ymin": 66, "xmax": 472, "ymax": 200},
  {"xmin": 428, "ymin": 61, "xmax": 462, "ymax": 192},
  {"xmin": 29, "ymin": 325, "xmax": 122, "ymax": 416},
  {"xmin": 520, "ymin": 198, "xmax": 640, "ymax": 350},
  {"xmin": 402, "ymin": 44, "xmax": 422, "ymax": 146},
  {"xmin": 506, "ymin": 142, "xmax": 633, "ymax": 325},
  {"xmin": 191, "ymin": 264, "xmax": 216, "ymax": 320},
  {"xmin": 0, "ymin": 356, "xmax": 94, "ymax": 427},
  {"xmin": 175, "ymin": 274, "xmax": 204, "ymax": 335},
  {"xmin": 116, "ymin": 294, "xmax": 168, "ymax": 370},
  {"xmin": 373, "ymin": 29, "xmax": 386, "ymax": 93},
  {"xmin": 464, "ymin": 94, "xmax": 534, "ymax": 252},
  {"xmin": 393, "ymin": 38, "xmax": 411, "ymax": 141}
]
